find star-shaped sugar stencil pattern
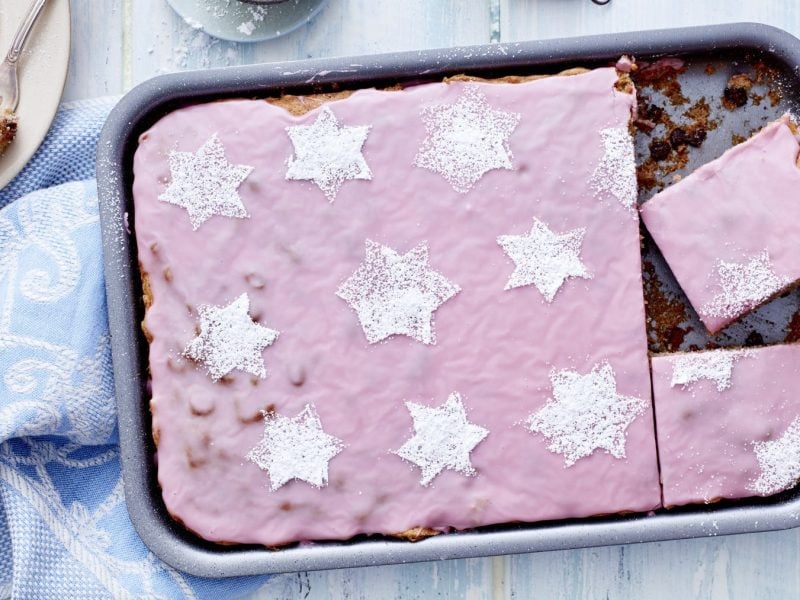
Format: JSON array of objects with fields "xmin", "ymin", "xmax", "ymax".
[
  {"xmin": 527, "ymin": 361, "xmax": 647, "ymax": 466},
  {"xmin": 749, "ymin": 416, "xmax": 800, "ymax": 496},
  {"xmin": 700, "ymin": 250, "xmax": 789, "ymax": 320},
  {"xmin": 670, "ymin": 348, "xmax": 754, "ymax": 392},
  {"xmin": 159, "ymin": 133, "xmax": 254, "ymax": 230},
  {"xmin": 183, "ymin": 293, "xmax": 279, "ymax": 381},
  {"xmin": 414, "ymin": 84, "xmax": 521, "ymax": 193},
  {"xmin": 247, "ymin": 404, "xmax": 344, "ymax": 491},
  {"xmin": 589, "ymin": 127, "xmax": 637, "ymax": 214},
  {"xmin": 336, "ymin": 240, "xmax": 461, "ymax": 345},
  {"xmin": 497, "ymin": 217, "xmax": 592, "ymax": 302},
  {"xmin": 285, "ymin": 106, "xmax": 372, "ymax": 201},
  {"xmin": 394, "ymin": 392, "xmax": 489, "ymax": 486}
]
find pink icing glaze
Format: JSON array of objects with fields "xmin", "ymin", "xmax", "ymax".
[
  {"xmin": 132, "ymin": 68, "xmax": 661, "ymax": 546},
  {"xmin": 651, "ymin": 345, "xmax": 800, "ymax": 507},
  {"xmin": 639, "ymin": 117, "xmax": 800, "ymax": 334}
]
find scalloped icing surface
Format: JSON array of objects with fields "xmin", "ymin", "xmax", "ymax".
[
  {"xmin": 639, "ymin": 118, "xmax": 800, "ymax": 334},
  {"xmin": 132, "ymin": 67, "xmax": 660, "ymax": 547},
  {"xmin": 652, "ymin": 345, "xmax": 800, "ymax": 508}
]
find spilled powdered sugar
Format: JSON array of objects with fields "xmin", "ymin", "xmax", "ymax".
[
  {"xmin": 285, "ymin": 107, "xmax": 372, "ymax": 201},
  {"xmin": 394, "ymin": 392, "xmax": 489, "ymax": 486},
  {"xmin": 497, "ymin": 217, "xmax": 591, "ymax": 302},
  {"xmin": 414, "ymin": 84, "xmax": 520, "ymax": 193},
  {"xmin": 159, "ymin": 134, "xmax": 253, "ymax": 230},
  {"xmin": 237, "ymin": 21, "xmax": 256, "ymax": 36},
  {"xmin": 247, "ymin": 404, "xmax": 344, "ymax": 491},
  {"xmin": 527, "ymin": 361, "xmax": 646, "ymax": 466},
  {"xmin": 184, "ymin": 293, "xmax": 279, "ymax": 381},
  {"xmin": 336, "ymin": 240, "xmax": 460, "ymax": 345},
  {"xmin": 750, "ymin": 417, "xmax": 800, "ymax": 495},
  {"xmin": 589, "ymin": 127, "xmax": 637, "ymax": 214},
  {"xmin": 700, "ymin": 250, "xmax": 790, "ymax": 320},
  {"xmin": 670, "ymin": 348, "xmax": 754, "ymax": 391}
]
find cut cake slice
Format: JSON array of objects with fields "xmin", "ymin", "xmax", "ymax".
[
  {"xmin": 652, "ymin": 345, "xmax": 800, "ymax": 507},
  {"xmin": 640, "ymin": 115, "xmax": 800, "ymax": 334}
]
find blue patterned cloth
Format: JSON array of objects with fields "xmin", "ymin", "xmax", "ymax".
[{"xmin": 0, "ymin": 99, "xmax": 270, "ymax": 599}]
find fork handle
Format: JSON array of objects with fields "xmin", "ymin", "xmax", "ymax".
[{"xmin": 6, "ymin": 0, "xmax": 48, "ymax": 64}]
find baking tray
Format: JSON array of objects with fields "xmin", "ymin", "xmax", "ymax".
[{"xmin": 97, "ymin": 23, "xmax": 800, "ymax": 577}]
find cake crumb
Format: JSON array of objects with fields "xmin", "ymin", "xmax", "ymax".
[
  {"xmin": 722, "ymin": 74, "xmax": 753, "ymax": 110},
  {"xmin": 0, "ymin": 109, "xmax": 17, "ymax": 156}
]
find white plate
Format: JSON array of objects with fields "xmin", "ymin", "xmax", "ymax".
[
  {"xmin": 166, "ymin": 0, "xmax": 328, "ymax": 43},
  {"xmin": 0, "ymin": 0, "xmax": 70, "ymax": 191}
]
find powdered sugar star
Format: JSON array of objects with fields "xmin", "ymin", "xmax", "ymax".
[
  {"xmin": 700, "ymin": 250, "xmax": 789, "ymax": 320},
  {"xmin": 286, "ymin": 107, "xmax": 372, "ymax": 201},
  {"xmin": 750, "ymin": 417, "xmax": 800, "ymax": 495},
  {"xmin": 589, "ymin": 127, "xmax": 637, "ymax": 214},
  {"xmin": 414, "ymin": 84, "xmax": 520, "ymax": 193},
  {"xmin": 336, "ymin": 240, "xmax": 460, "ymax": 345},
  {"xmin": 395, "ymin": 392, "xmax": 489, "ymax": 486},
  {"xmin": 528, "ymin": 362, "xmax": 646, "ymax": 466},
  {"xmin": 247, "ymin": 404, "xmax": 344, "ymax": 491},
  {"xmin": 497, "ymin": 217, "xmax": 591, "ymax": 302},
  {"xmin": 159, "ymin": 134, "xmax": 254, "ymax": 229},
  {"xmin": 670, "ymin": 348, "xmax": 754, "ymax": 392},
  {"xmin": 184, "ymin": 293, "xmax": 279, "ymax": 381}
]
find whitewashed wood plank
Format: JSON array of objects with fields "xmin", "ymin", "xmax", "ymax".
[
  {"xmin": 63, "ymin": 0, "xmax": 124, "ymax": 101},
  {"xmin": 247, "ymin": 0, "xmax": 493, "ymax": 64},
  {"xmin": 252, "ymin": 555, "xmax": 498, "ymax": 599},
  {"xmin": 129, "ymin": 0, "xmax": 492, "ymax": 89},
  {"xmin": 503, "ymin": 529, "xmax": 800, "ymax": 599},
  {"xmin": 129, "ymin": 0, "xmax": 248, "ymax": 85},
  {"xmin": 499, "ymin": 0, "xmax": 800, "ymax": 42}
]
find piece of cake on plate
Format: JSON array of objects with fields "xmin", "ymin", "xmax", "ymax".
[
  {"xmin": 652, "ymin": 345, "xmax": 800, "ymax": 507},
  {"xmin": 0, "ymin": 109, "xmax": 17, "ymax": 156},
  {"xmin": 131, "ymin": 63, "xmax": 661, "ymax": 547},
  {"xmin": 640, "ymin": 115, "xmax": 800, "ymax": 335}
]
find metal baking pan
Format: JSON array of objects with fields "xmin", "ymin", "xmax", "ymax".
[{"xmin": 97, "ymin": 22, "xmax": 800, "ymax": 577}]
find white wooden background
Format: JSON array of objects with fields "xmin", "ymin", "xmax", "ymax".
[{"xmin": 64, "ymin": 1, "xmax": 800, "ymax": 598}]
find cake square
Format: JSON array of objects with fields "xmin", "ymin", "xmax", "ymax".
[
  {"xmin": 652, "ymin": 345, "xmax": 800, "ymax": 508},
  {"xmin": 132, "ymin": 67, "xmax": 661, "ymax": 547},
  {"xmin": 639, "ymin": 117, "xmax": 800, "ymax": 334}
]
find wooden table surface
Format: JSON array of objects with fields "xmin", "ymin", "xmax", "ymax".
[{"xmin": 66, "ymin": 1, "xmax": 800, "ymax": 597}]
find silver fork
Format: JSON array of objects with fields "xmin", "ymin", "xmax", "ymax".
[{"xmin": 0, "ymin": 0, "xmax": 48, "ymax": 112}]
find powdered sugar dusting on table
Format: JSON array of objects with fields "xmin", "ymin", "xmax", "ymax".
[
  {"xmin": 237, "ymin": 21, "xmax": 255, "ymax": 36},
  {"xmin": 414, "ymin": 84, "xmax": 520, "ymax": 193},
  {"xmin": 336, "ymin": 240, "xmax": 460, "ymax": 344},
  {"xmin": 528, "ymin": 362, "xmax": 647, "ymax": 466}
]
